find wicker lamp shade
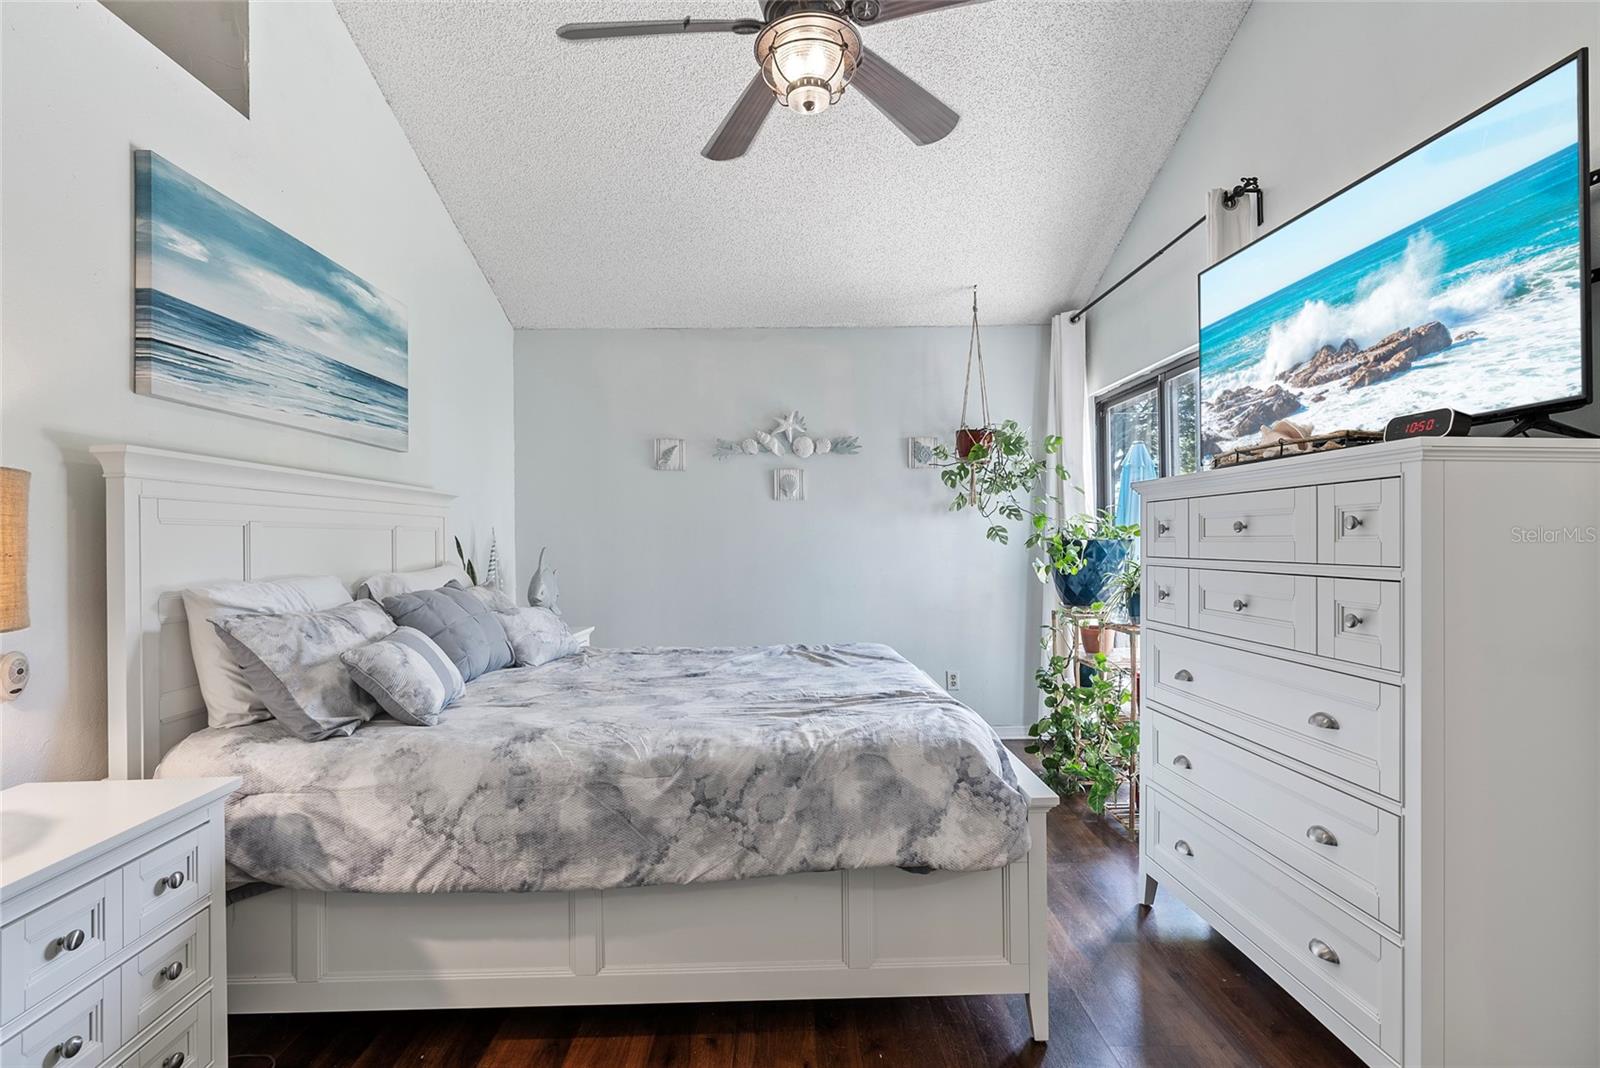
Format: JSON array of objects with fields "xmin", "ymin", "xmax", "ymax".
[{"xmin": 0, "ymin": 467, "xmax": 29, "ymax": 632}]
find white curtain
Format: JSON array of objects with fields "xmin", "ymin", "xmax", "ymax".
[
  {"xmin": 1046, "ymin": 311, "xmax": 1091, "ymax": 521},
  {"xmin": 1206, "ymin": 186, "xmax": 1262, "ymax": 264}
]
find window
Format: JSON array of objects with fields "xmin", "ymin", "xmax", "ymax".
[{"xmin": 1096, "ymin": 355, "xmax": 1200, "ymax": 528}]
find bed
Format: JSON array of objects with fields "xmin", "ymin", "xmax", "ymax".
[{"xmin": 96, "ymin": 445, "xmax": 1058, "ymax": 1039}]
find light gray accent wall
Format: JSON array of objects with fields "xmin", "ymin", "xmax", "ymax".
[
  {"xmin": 515, "ymin": 326, "xmax": 1056, "ymax": 735},
  {"xmin": 102, "ymin": 0, "xmax": 250, "ymax": 116},
  {"xmin": 0, "ymin": 3, "xmax": 515, "ymax": 785},
  {"xmin": 1084, "ymin": 1, "xmax": 1600, "ymax": 432}
]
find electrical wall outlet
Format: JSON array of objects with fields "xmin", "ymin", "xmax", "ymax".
[{"xmin": 944, "ymin": 671, "xmax": 961, "ymax": 692}]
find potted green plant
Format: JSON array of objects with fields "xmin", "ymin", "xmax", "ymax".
[
  {"xmin": 1043, "ymin": 510, "xmax": 1140, "ymax": 608},
  {"xmin": 1110, "ymin": 559, "xmax": 1142, "ymax": 623},
  {"xmin": 1028, "ymin": 647, "xmax": 1139, "ymax": 814}
]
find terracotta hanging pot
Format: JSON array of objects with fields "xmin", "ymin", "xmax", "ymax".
[{"xmin": 955, "ymin": 426, "xmax": 995, "ymax": 460}]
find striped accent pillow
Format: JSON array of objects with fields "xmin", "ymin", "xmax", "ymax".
[{"xmin": 341, "ymin": 627, "xmax": 466, "ymax": 727}]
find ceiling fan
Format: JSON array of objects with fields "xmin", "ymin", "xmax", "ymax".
[{"xmin": 555, "ymin": 0, "xmax": 983, "ymax": 161}]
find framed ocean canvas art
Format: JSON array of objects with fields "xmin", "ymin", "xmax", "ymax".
[{"xmin": 134, "ymin": 150, "xmax": 409, "ymax": 450}]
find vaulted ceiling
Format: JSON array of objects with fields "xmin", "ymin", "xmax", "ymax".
[{"xmin": 336, "ymin": 1, "xmax": 1248, "ymax": 328}]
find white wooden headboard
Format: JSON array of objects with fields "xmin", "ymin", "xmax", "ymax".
[{"xmin": 93, "ymin": 445, "xmax": 454, "ymax": 780}]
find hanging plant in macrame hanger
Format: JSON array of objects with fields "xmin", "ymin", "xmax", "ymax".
[{"xmin": 955, "ymin": 285, "xmax": 994, "ymax": 502}]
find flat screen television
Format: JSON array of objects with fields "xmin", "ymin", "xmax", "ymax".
[{"xmin": 1199, "ymin": 50, "xmax": 1591, "ymax": 457}]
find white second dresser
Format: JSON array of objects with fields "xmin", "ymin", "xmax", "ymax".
[
  {"xmin": 0, "ymin": 778, "xmax": 238, "ymax": 1068},
  {"xmin": 1134, "ymin": 438, "xmax": 1600, "ymax": 1068}
]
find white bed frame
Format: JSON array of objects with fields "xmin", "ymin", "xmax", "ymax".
[{"xmin": 96, "ymin": 445, "xmax": 1059, "ymax": 1040}]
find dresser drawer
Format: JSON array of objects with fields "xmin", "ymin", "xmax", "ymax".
[
  {"xmin": 122, "ymin": 828, "xmax": 204, "ymax": 942},
  {"xmin": 121, "ymin": 911, "xmax": 209, "ymax": 1033},
  {"xmin": 1318, "ymin": 578, "xmax": 1402, "ymax": 672},
  {"xmin": 1147, "ymin": 711, "xmax": 1401, "ymax": 929},
  {"xmin": 0, "ymin": 972, "xmax": 122, "ymax": 1068},
  {"xmin": 1317, "ymin": 479, "xmax": 1401, "ymax": 567},
  {"xmin": 1188, "ymin": 486, "xmax": 1317, "ymax": 563},
  {"xmin": 1143, "ymin": 565, "xmax": 1187, "ymax": 627},
  {"xmin": 126, "ymin": 991, "xmax": 211, "ymax": 1068},
  {"xmin": 1143, "ymin": 498, "xmax": 1187, "ymax": 558},
  {"xmin": 1145, "ymin": 788, "xmax": 1402, "ymax": 1061},
  {"xmin": 1144, "ymin": 629, "xmax": 1402, "ymax": 799},
  {"xmin": 1188, "ymin": 569, "xmax": 1317, "ymax": 654},
  {"xmin": 1, "ymin": 874, "xmax": 123, "ymax": 1023}
]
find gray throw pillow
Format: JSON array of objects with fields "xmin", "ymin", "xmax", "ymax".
[
  {"xmin": 214, "ymin": 600, "xmax": 395, "ymax": 741},
  {"xmin": 461, "ymin": 586, "xmax": 581, "ymax": 668},
  {"xmin": 341, "ymin": 627, "xmax": 465, "ymax": 727},
  {"xmin": 380, "ymin": 582, "xmax": 513, "ymax": 681}
]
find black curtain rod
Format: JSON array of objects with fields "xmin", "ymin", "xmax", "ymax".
[{"xmin": 1069, "ymin": 178, "xmax": 1263, "ymax": 325}]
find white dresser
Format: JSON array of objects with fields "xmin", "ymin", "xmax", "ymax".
[
  {"xmin": 1135, "ymin": 438, "xmax": 1600, "ymax": 1068},
  {"xmin": 0, "ymin": 778, "xmax": 238, "ymax": 1068}
]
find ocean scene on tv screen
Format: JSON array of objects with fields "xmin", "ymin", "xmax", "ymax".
[
  {"xmin": 134, "ymin": 151, "xmax": 408, "ymax": 450},
  {"xmin": 1199, "ymin": 59, "xmax": 1584, "ymax": 456}
]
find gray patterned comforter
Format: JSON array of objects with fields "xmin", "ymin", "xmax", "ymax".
[{"xmin": 155, "ymin": 644, "xmax": 1032, "ymax": 893}]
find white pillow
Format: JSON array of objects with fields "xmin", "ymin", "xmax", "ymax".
[
  {"xmin": 182, "ymin": 575, "xmax": 352, "ymax": 728},
  {"xmin": 355, "ymin": 564, "xmax": 471, "ymax": 603}
]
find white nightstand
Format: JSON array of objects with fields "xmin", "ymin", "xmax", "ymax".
[
  {"xmin": 0, "ymin": 777, "xmax": 238, "ymax": 1068},
  {"xmin": 572, "ymin": 626, "xmax": 594, "ymax": 649}
]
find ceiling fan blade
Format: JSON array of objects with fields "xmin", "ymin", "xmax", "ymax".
[
  {"xmin": 703, "ymin": 73, "xmax": 776, "ymax": 161},
  {"xmin": 850, "ymin": 48, "xmax": 958, "ymax": 146},
  {"xmin": 556, "ymin": 18, "xmax": 756, "ymax": 41},
  {"xmin": 853, "ymin": 0, "xmax": 989, "ymax": 23}
]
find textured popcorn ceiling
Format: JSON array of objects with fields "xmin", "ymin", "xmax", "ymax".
[{"xmin": 336, "ymin": 1, "xmax": 1248, "ymax": 328}]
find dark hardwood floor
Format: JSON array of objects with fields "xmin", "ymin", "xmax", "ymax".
[{"xmin": 230, "ymin": 752, "xmax": 1363, "ymax": 1068}]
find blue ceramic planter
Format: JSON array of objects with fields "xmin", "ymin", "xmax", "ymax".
[
  {"xmin": 1053, "ymin": 539, "xmax": 1131, "ymax": 608},
  {"xmin": 1126, "ymin": 591, "xmax": 1141, "ymax": 623}
]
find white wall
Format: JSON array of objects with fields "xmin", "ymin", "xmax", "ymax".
[
  {"xmin": 515, "ymin": 326, "xmax": 1056, "ymax": 735},
  {"xmin": 1085, "ymin": 1, "xmax": 1600, "ymax": 434},
  {"xmin": 0, "ymin": 1, "xmax": 515, "ymax": 786}
]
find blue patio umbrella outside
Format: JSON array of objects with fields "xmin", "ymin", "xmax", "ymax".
[{"xmin": 1116, "ymin": 440, "xmax": 1158, "ymax": 528}]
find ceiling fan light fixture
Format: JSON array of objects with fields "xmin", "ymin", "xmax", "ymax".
[{"xmin": 755, "ymin": 12, "xmax": 862, "ymax": 115}]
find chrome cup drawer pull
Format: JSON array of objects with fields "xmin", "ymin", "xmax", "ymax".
[
  {"xmin": 1171, "ymin": 755, "xmax": 1191, "ymax": 770},
  {"xmin": 163, "ymin": 1052, "xmax": 187, "ymax": 1068},
  {"xmin": 55, "ymin": 1036, "xmax": 84, "ymax": 1060},
  {"xmin": 1308, "ymin": 938, "xmax": 1340, "ymax": 964},
  {"xmin": 159, "ymin": 870, "xmax": 186, "ymax": 892},
  {"xmin": 1231, "ymin": 520, "xmax": 1248, "ymax": 533},
  {"xmin": 1344, "ymin": 513, "xmax": 1364, "ymax": 531},
  {"xmin": 160, "ymin": 960, "xmax": 185, "ymax": 982},
  {"xmin": 1307, "ymin": 712, "xmax": 1340, "ymax": 731},
  {"xmin": 1232, "ymin": 598, "xmax": 1248, "ymax": 612},
  {"xmin": 1173, "ymin": 669, "xmax": 1193, "ymax": 682},
  {"xmin": 53, "ymin": 928, "xmax": 86, "ymax": 953},
  {"xmin": 1306, "ymin": 825, "xmax": 1339, "ymax": 847},
  {"xmin": 1173, "ymin": 839, "xmax": 1193, "ymax": 857},
  {"xmin": 1343, "ymin": 613, "xmax": 1363, "ymax": 629}
]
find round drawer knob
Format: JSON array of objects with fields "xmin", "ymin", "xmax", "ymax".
[
  {"xmin": 159, "ymin": 870, "xmax": 186, "ymax": 892},
  {"xmin": 1157, "ymin": 521, "xmax": 1170, "ymax": 535},
  {"xmin": 1306, "ymin": 825, "xmax": 1339, "ymax": 847},
  {"xmin": 1231, "ymin": 520, "xmax": 1248, "ymax": 533},
  {"xmin": 1171, "ymin": 754, "xmax": 1191, "ymax": 770},
  {"xmin": 1173, "ymin": 669, "xmax": 1193, "ymax": 682},
  {"xmin": 1343, "ymin": 613, "xmax": 1363, "ymax": 629},
  {"xmin": 163, "ymin": 1052, "xmax": 187, "ymax": 1068},
  {"xmin": 1344, "ymin": 513, "xmax": 1364, "ymax": 531},
  {"xmin": 160, "ymin": 960, "xmax": 185, "ymax": 982},
  {"xmin": 1307, "ymin": 712, "xmax": 1340, "ymax": 731},
  {"xmin": 1232, "ymin": 598, "xmax": 1248, "ymax": 612},
  {"xmin": 57, "ymin": 1036, "xmax": 84, "ymax": 1060},
  {"xmin": 56, "ymin": 928, "xmax": 86, "ymax": 952},
  {"xmin": 1156, "ymin": 586, "xmax": 1171, "ymax": 601},
  {"xmin": 1173, "ymin": 839, "xmax": 1193, "ymax": 857},
  {"xmin": 1309, "ymin": 938, "xmax": 1341, "ymax": 964}
]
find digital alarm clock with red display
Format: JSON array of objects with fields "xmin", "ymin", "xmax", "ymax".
[{"xmin": 1383, "ymin": 408, "xmax": 1473, "ymax": 441}]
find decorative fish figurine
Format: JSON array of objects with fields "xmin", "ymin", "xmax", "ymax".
[{"xmin": 526, "ymin": 546, "xmax": 561, "ymax": 615}]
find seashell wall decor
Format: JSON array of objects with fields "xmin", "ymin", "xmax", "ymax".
[{"xmin": 714, "ymin": 410, "xmax": 861, "ymax": 462}]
